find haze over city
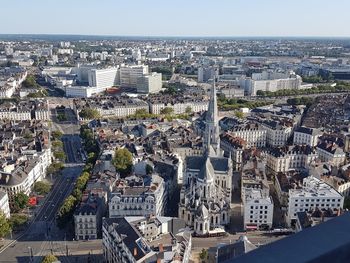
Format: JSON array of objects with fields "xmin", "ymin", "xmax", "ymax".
[{"xmin": 1, "ymin": 0, "xmax": 350, "ymax": 37}]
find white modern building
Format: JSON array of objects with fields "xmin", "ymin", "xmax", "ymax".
[
  {"xmin": 65, "ymin": 86, "xmax": 97, "ymax": 98},
  {"xmin": 149, "ymin": 100, "xmax": 208, "ymax": 115},
  {"xmin": 120, "ymin": 65, "xmax": 149, "ymax": 88},
  {"xmin": 88, "ymin": 67, "xmax": 119, "ymax": 91},
  {"xmin": 239, "ymin": 71, "xmax": 302, "ymax": 96},
  {"xmin": 136, "ymin": 72, "xmax": 162, "ymax": 94},
  {"xmin": 243, "ymin": 188, "xmax": 274, "ymax": 230},
  {"xmin": 287, "ymin": 176, "xmax": 344, "ymax": 225}
]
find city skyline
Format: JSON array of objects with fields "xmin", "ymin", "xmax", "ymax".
[{"xmin": 1, "ymin": 0, "xmax": 350, "ymax": 37}]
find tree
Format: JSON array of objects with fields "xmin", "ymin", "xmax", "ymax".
[
  {"xmin": 234, "ymin": 111, "xmax": 244, "ymax": 119},
  {"xmin": 160, "ymin": 107, "xmax": 174, "ymax": 115},
  {"xmin": 47, "ymin": 162, "xmax": 64, "ymax": 175},
  {"xmin": 13, "ymin": 193, "xmax": 29, "ymax": 211},
  {"xmin": 79, "ymin": 108, "xmax": 101, "ymax": 120},
  {"xmin": 185, "ymin": 106, "xmax": 192, "ymax": 114},
  {"xmin": 52, "ymin": 140, "xmax": 63, "ymax": 149},
  {"xmin": 0, "ymin": 213, "xmax": 11, "ymax": 239},
  {"xmin": 51, "ymin": 130, "xmax": 63, "ymax": 140},
  {"xmin": 199, "ymin": 249, "xmax": 208, "ymax": 263},
  {"xmin": 34, "ymin": 181, "xmax": 51, "ymax": 195},
  {"xmin": 8, "ymin": 214, "xmax": 28, "ymax": 230},
  {"xmin": 41, "ymin": 254, "xmax": 58, "ymax": 263},
  {"xmin": 54, "ymin": 151, "xmax": 66, "ymax": 161},
  {"xmin": 113, "ymin": 148, "xmax": 133, "ymax": 177}
]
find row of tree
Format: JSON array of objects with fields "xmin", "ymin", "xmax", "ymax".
[
  {"xmin": 57, "ymin": 126, "xmax": 98, "ymax": 227},
  {"xmin": 256, "ymin": 82, "xmax": 350, "ymax": 97},
  {"xmin": 218, "ymin": 95, "xmax": 272, "ymax": 111}
]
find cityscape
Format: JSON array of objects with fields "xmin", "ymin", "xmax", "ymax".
[{"xmin": 1, "ymin": 1, "xmax": 350, "ymax": 263}]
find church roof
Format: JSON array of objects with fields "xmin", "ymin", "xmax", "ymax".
[
  {"xmin": 186, "ymin": 156, "xmax": 229, "ymax": 172},
  {"xmin": 198, "ymin": 156, "xmax": 215, "ymax": 180},
  {"xmin": 196, "ymin": 204, "xmax": 209, "ymax": 219}
]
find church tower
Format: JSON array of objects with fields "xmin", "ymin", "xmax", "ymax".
[{"xmin": 204, "ymin": 77, "xmax": 220, "ymax": 156}]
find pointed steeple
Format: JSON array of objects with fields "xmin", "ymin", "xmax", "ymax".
[{"xmin": 204, "ymin": 76, "xmax": 220, "ymax": 156}]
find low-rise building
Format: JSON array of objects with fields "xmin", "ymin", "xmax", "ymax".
[
  {"xmin": 102, "ymin": 216, "xmax": 191, "ymax": 263},
  {"xmin": 109, "ymin": 173, "xmax": 165, "ymax": 218},
  {"xmin": 243, "ymin": 188, "xmax": 274, "ymax": 230},
  {"xmin": 74, "ymin": 194, "xmax": 105, "ymax": 241},
  {"xmin": 230, "ymin": 123, "xmax": 267, "ymax": 148},
  {"xmin": 0, "ymin": 191, "xmax": 10, "ymax": 218},
  {"xmin": 287, "ymin": 176, "xmax": 344, "ymax": 226},
  {"xmin": 316, "ymin": 142, "xmax": 346, "ymax": 167},
  {"xmin": 293, "ymin": 127, "xmax": 322, "ymax": 147},
  {"xmin": 266, "ymin": 145, "xmax": 318, "ymax": 173}
]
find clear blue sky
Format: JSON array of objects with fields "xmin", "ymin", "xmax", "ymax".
[{"xmin": 1, "ymin": 0, "xmax": 350, "ymax": 37}]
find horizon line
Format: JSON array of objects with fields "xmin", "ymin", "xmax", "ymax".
[{"xmin": 0, "ymin": 33, "xmax": 350, "ymax": 39}]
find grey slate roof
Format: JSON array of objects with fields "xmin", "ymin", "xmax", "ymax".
[{"xmin": 186, "ymin": 156, "xmax": 229, "ymax": 172}]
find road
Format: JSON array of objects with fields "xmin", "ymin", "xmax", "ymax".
[
  {"xmin": 62, "ymin": 135, "xmax": 84, "ymax": 164},
  {"xmin": 0, "ymin": 166, "xmax": 82, "ymax": 263}
]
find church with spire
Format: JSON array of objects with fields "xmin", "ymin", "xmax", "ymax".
[{"xmin": 178, "ymin": 79, "xmax": 233, "ymax": 236}]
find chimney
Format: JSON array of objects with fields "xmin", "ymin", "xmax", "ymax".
[{"xmin": 133, "ymin": 248, "xmax": 137, "ymax": 257}]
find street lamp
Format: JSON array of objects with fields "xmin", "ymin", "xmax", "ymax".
[{"xmin": 28, "ymin": 246, "xmax": 33, "ymax": 262}]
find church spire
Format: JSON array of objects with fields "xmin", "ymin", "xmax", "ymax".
[{"xmin": 204, "ymin": 76, "xmax": 220, "ymax": 156}]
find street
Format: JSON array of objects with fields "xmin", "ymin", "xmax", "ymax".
[
  {"xmin": 62, "ymin": 135, "xmax": 84, "ymax": 164},
  {"xmin": 0, "ymin": 166, "xmax": 83, "ymax": 263}
]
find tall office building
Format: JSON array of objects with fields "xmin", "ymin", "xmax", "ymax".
[
  {"xmin": 136, "ymin": 72, "xmax": 162, "ymax": 93},
  {"xmin": 119, "ymin": 65, "xmax": 149, "ymax": 88},
  {"xmin": 88, "ymin": 67, "xmax": 120, "ymax": 92}
]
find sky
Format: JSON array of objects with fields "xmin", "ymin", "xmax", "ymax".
[{"xmin": 1, "ymin": 0, "xmax": 350, "ymax": 37}]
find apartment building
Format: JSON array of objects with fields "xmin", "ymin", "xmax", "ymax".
[
  {"xmin": 230, "ymin": 123, "xmax": 267, "ymax": 148},
  {"xmin": 287, "ymin": 176, "xmax": 344, "ymax": 226},
  {"xmin": 102, "ymin": 216, "xmax": 191, "ymax": 263},
  {"xmin": 109, "ymin": 173, "xmax": 165, "ymax": 218},
  {"xmin": 266, "ymin": 145, "xmax": 318, "ymax": 173},
  {"xmin": 293, "ymin": 127, "xmax": 322, "ymax": 147},
  {"xmin": 243, "ymin": 188, "xmax": 274, "ymax": 230}
]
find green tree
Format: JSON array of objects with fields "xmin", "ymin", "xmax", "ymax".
[
  {"xmin": 113, "ymin": 148, "xmax": 133, "ymax": 177},
  {"xmin": 185, "ymin": 106, "xmax": 192, "ymax": 114},
  {"xmin": 54, "ymin": 151, "xmax": 66, "ymax": 161},
  {"xmin": 199, "ymin": 249, "xmax": 208, "ymax": 263},
  {"xmin": 47, "ymin": 162, "xmax": 64, "ymax": 175},
  {"xmin": 58, "ymin": 195, "xmax": 77, "ymax": 226},
  {"xmin": 41, "ymin": 254, "xmax": 58, "ymax": 263},
  {"xmin": 13, "ymin": 193, "xmax": 29, "ymax": 211},
  {"xmin": 160, "ymin": 107, "xmax": 174, "ymax": 115},
  {"xmin": 79, "ymin": 108, "xmax": 101, "ymax": 119},
  {"xmin": 234, "ymin": 111, "xmax": 244, "ymax": 119},
  {"xmin": 51, "ymin": 130, "xmax": 63, "ymax": 140},
  {"xmin": 0, "ymin": 213, "xmax": 11, "ymax": 238},
  {"xmin": 8, "ymin": 214, "xmax": 28, "ymax": 230},
  {"xmin": 34, "ymin": 181, "xmax": 51, "ymax": 195},
  {"xmin": 51, "ymin": 140, "xmax": 63, "ymax": 149}
]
